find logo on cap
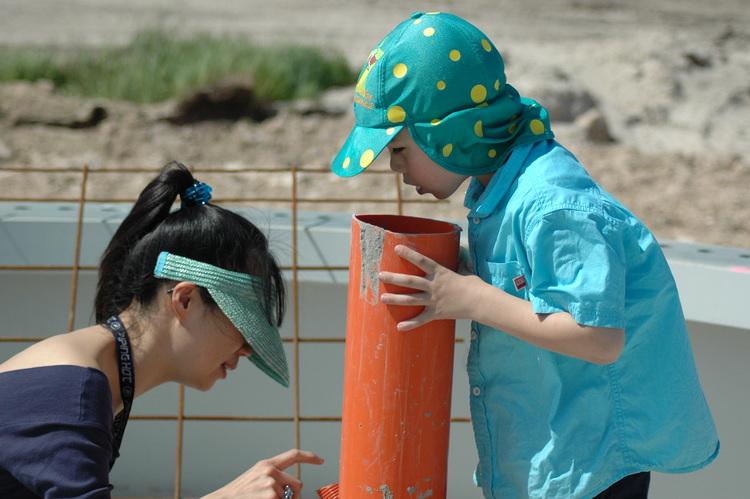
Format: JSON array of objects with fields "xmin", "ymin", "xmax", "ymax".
[{"xmin": 354, "ymin": 47, "xmax": 383, "ymax": 110}]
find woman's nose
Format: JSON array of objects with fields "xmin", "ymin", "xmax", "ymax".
[{"xmin": 238, "ymin": 342, "xmax": 253, "ymax": 357}]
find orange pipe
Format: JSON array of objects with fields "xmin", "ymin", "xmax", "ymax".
[{"xmin": 326, "ymin": 214, "xmax": 461, "ymax": 499}]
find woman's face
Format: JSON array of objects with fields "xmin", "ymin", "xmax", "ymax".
[{"xmin": 179, "ymin": 298, "xmax": 253, "ymax": 392}]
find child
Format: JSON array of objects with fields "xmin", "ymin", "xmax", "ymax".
[
  {"xmin": 331, "ymin": 12, "xmax": 718, "ymax": 499},
  {"xmin": 0, "ymin": 161, "xmax": 322, "ymax": 498}
]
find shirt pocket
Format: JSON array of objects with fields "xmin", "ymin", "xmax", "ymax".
[{"xmin": 486, "ymin": 261, "xmax": 529, "ymax": 300}]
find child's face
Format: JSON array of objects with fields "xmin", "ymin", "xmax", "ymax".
[{"xmin": 387, "ymin": 128, "xmax": 469, "ymax": 200}]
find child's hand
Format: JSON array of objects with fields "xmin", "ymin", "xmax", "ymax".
[{"xmin": 379, "ymin": 244, "xmax": 481, "ymax": 331}]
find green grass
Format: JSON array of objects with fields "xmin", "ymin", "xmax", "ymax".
[{"xmin": 0, "ymin": 28, "xmax": 356, "ymax": 103}]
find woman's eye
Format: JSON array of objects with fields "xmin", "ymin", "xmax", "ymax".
[{"xmin": 391, "ymin": 147, "xmax": 405, "ymax": 154}]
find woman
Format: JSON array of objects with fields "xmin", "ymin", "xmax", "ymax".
[{"xmin": 0, "ymin": 161, "xmax": 323, "ymax": 498}]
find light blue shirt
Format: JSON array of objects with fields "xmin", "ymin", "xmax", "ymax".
[{"xmin": 464, "ymin": 140, "xmax": 719, "ymax": 498}]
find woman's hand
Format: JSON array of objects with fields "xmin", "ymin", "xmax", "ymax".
[
  {"xmin": 379, "ymin": 245, "xmax": 485, "ymax": 331},
  {"xmin": 205, "ymin": 449, "xmax": 324, "ymax": 499}
]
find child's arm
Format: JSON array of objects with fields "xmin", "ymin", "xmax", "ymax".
[{"xmin": 378, "ymin": 245, "xmax": 624, "ymax": 365}]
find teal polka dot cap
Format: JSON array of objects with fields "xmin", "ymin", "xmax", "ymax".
[{"xmin": 331, "ymin": 11, "xmax": 554, "ymax": 177}]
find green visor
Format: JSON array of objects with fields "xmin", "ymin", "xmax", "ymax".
[{"xmin": 154, "ymin": 251, "xmax": 289, "ymax": 387}]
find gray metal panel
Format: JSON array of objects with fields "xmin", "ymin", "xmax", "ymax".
[
  {"xmin": 108, "ymin": 420, "xmax": 179, "ymax": 497},
  {"xmin": 0, "ymin": 270, "xmax": 98, "ymax": 335},
  {"xmin": 660, "ymin": 241, "xmax": 750, "ymax": 329},
  {"xmin": 2, "ymin": 202, "xmax": 748, "ymax": 497},
  {"xmin": 0, "ymin": 202, "xmax": 355, "ymax": 283},
  {"xmin": 183, "ymin": 343, "xmax": 296, "ymax": 418}
]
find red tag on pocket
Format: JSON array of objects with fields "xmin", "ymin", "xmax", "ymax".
[{"xmin": 513, "ymin": 275, "xmax": 527, "ymax": 291}]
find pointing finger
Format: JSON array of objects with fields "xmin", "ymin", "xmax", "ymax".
[{"xmin": 266, "ymin": 449, "xmax": 324, "ymax": 471}]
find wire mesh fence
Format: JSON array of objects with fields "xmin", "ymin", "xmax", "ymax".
[{"xmin": 0, "ymin": 163, "xmax": 469, "ymax": 498}]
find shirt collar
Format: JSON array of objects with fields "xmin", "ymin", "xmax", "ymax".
[{"xmin": 464, "ymin": 143, "xmax": 534, "ymax": 217}]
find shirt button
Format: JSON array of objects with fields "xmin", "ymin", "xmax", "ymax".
[
  {"xmin": 472, "ymin": 217, "xmax": 481, "ymax": 225},
  {"xmin": 472, "ymin": 386, "xmax": 482, "ymax": 397},
  {"xmin": 470, "ymin": 329, "xmax": 478, "ymax": 340}
]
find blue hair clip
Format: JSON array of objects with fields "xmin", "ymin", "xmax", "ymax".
[{"xmin": 181, "ymin": 181, "xmax": 213, "ymax": 208}]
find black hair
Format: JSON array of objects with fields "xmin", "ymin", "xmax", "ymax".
[{"xmin": 95, "ymin": 161, "xmax": 285, "ymax": 329}]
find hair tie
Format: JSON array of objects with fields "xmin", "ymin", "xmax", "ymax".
[{"xmin": 181, "ymin": 181, "xmax": 213, "ymax": 208}]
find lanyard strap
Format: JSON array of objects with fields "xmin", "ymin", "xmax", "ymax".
[{"xmin": 104, "ymin": 315, "xmax": 135, "ymax": 455}]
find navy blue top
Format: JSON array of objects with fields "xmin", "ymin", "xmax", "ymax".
[{"xmin": 0, "ymin": 365, "xmax": 116, "ymax": 498}]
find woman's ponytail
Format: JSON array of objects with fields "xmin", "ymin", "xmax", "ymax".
[
  {"xmin": 95, "ymin": 162, "xmax": 195, "ymax": 322},
  {"xmin": 95, "ymin": 161, "xmax": 285, "ymax": 334}
]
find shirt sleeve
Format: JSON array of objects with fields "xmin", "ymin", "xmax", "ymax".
[
  {"xmin": 5, "ymin": 421, "xmax": 114, "ymax": 499},
  {"xmin": 524, "ymin": 207, "xmax": 627, "ymax": 328}
]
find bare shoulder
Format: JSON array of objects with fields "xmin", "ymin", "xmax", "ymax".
[{"xmin": 0, "ymin": 326, "xmax": 112, "ymax": 374}]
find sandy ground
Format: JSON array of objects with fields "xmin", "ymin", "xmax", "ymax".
[{"xmin": 0, "ymin": 0, "xmax": 749, "ymax": 249}]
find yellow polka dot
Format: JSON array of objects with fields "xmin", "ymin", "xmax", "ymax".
[
  {"xmin": 413, "ymin": 19, "xmax": 423, "ymax": 25},
  {"xmin": 342, "ymin": 157, "xmax": 351, "ymax": 169},
  {"xmin": 481, "ymin": 39, "xmax": 492, "ymax": 52},
  {"xmin": 488, "ymin": 149, "xmax": 497, "ymax": 158},
  {"xmin": 424, "ymin": 27, "xmax": 435, "ymax": 37},
  {"xmin": 442, "ymin": 144, "xmax": 453, "ymax": 157},
  {"xmin": 495, "ymin": 80, "xmax": 501, "ymax": 91},
  {"xmin": 477, "ymin": 102, "xmax": 489, "ymax": 107},
  {"xmin": 450, "ymin": 50, "xmax": 461, "ymax": 61},
  {"xmin": 437, "ymin": 80, "xmax": 446, "ymax": 90},
  {"xmin": 471, "ymin": 85, "xmax": 487, "ymax": 103},
  {"xmin": 474, "ymin": 121, "xmax": 483, "ymax": 137},
  {"xmin": 386, "ymin": 127, "xmax": 396, "ymax": 135},
  {"xmin": 387, "ymin": 106, "xmax": 406, "ymax": 123},
  {"xmin": 508, "ymin": 123, "xmax": 518, "ymax": 134},
  {"xmin": 430, "ymin": 119, "xmax": 441, "ymax": 126},
  {"xmin": 393, "ymin": 63, "xmax": 407, "ymax": 78},
  {"xmin": 360, "ymin": 150, "xmax": 374, "ymax": 168},
  {"xmin": 530, "ymin": 119, "xmax": 545, "ymax": 135}
]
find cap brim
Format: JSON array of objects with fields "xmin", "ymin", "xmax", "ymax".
[
  {"xmin": 209, "ymin": 288, "xmax": 289, "ymax": 387},
  {"xmin": 331, "ymin": 124, "xmax": 404, "ymax": 177}
]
